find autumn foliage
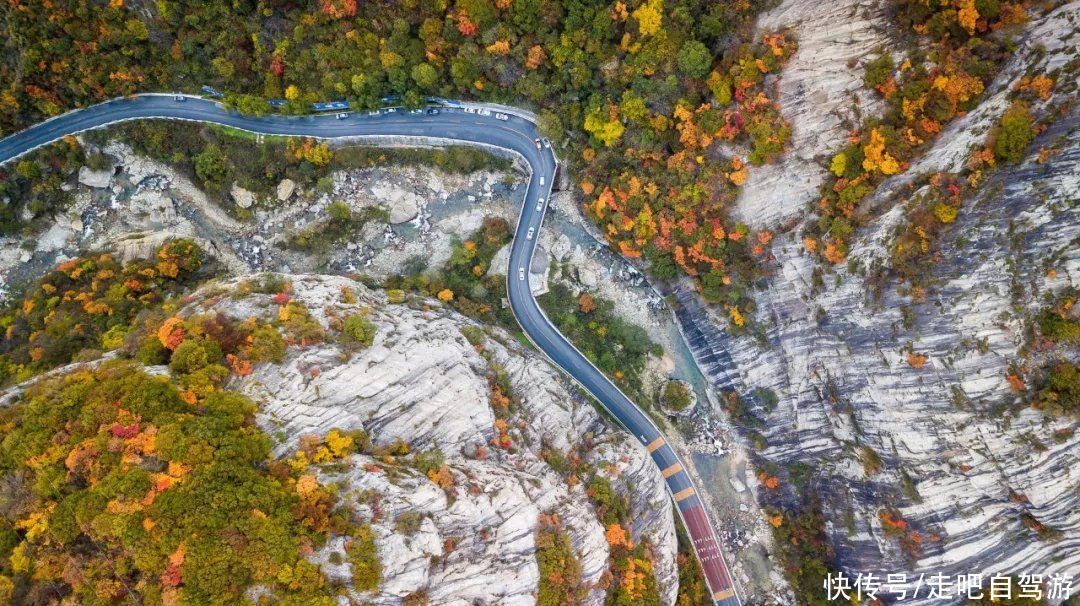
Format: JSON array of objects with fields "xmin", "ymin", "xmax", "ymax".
[
  {"xmin": 320, "ymin": 0, "xmax": 357, "ymax": 19},
  {"xmin": 805, "ymin": 0, "xmax": 1037, "ymax": 266},
  {"xmin": 580, "ymin": 32, "xmax": 797, "ymax": 314},
  {"xmin": 536, "ymin": 513, "xmax": 585, "ymax": 606},
  {"xmin": 0, "ymin": 240, "xmax": 204, "ymax": 386},
  {"xmin": 0, "ymin": 361, "xmax": 337, "ymax": 603}
]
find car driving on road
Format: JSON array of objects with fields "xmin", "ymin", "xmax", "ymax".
[
  {"xmin": 518, "ymin": 268, "xmax": 525, "ymax": 281},
  {"xmin": 536, "ymin": 197, "xmax": 544, "ymax": 211},
  {"xmin": 526, "ymin": 227, "xmax": 535, "ymax": 240}
]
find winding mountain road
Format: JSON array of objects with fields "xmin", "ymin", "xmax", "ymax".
[{"xmin": 0, "ymin": 94, "xmax": 741, "ymax": 606}]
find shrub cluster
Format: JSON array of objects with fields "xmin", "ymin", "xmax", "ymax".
[
  {"xmin": 804, "ymin": 0, "xmax": 1036, "ymax": 265},
  {"xmin": 0, "ymin": 240, "xmax": 204, "ymax": 386},
  {"xmin": 0, "ymin": 361, "xmax": 340, "ymax": 604}
]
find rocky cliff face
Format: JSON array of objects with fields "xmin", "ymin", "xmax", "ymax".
[
  {"xmin": 181, "ymin": 274, "xmax": 679, "ymax": 605},
  {"xmin": 676, "ymin": 0, "xmax": 1080, "ymax": 590}
]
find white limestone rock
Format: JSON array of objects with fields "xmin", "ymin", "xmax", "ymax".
[
  {"xmin": 231, "ymin": 182, "xmax": 256, "ymax": 209},
  {"xmin": 370, "ymin": 181, "xmax": 421, "ymax": 224},
  {"xmin": 176, "ymin": 274, "xmax": 681, "ymax": 605},
  {"xmin": 78, "ymin": 165, "xmax": 112, "ymax": 188},
  {"xmin": 277, "ymin": 178, "xmax": 297, "ymax": 202},
  {"xmin": 674, "ymin": 1, "xmax": 1080, "ymax": 593}
]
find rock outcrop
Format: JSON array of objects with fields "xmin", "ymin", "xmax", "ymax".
[
  {"xmin": 277, "ymin": 178, "xmax": 297, "ymax": 202},
  {"xmin": 181, "ymin": 274, "xmax": 680, "ymax": 605},
  {"xmin": 675, "ymin": 0, "xmax": 1080, "ymax": 593},
  {"xmin": 77, "ymin": 165, "xmax": 112, "ymax": 189},
  {"xmin": 231, "ymin": 182, "xmax": 256, "ymax": 209}
]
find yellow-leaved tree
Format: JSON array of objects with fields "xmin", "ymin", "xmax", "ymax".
[{"xmin": 631, "ymin": 0, "xmax": 663, "ymax": 37}]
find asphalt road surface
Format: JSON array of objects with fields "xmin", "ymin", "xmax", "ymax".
[{"xmin": 0, "ymin": 94, "xmax": 742, "ymax": 606}]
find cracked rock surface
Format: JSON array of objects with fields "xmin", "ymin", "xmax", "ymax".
[
  {"xmin": 183, "ymin": 275, "xmax": 679, "ymax": 605},
  {"xmin": 675, "ymin": 0, "xmax": 1080, "ymax": 591}
]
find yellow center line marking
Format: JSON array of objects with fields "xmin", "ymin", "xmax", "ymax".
[
  {"xmin": 674, "ymin": 487, "xmax": 695, "ymax": 501},
  {"xmin": 646, "ymin": 436, "xmax": 665, "ymax": 452},
  {"xmin": 714, "ymin": 589, "xmax": 736, "ymax": 601},
  {"xmin": 661, "ymin": 462, "xmax": 683, "ymax": 478}
]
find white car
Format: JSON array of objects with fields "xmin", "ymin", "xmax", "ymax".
[
  {"xmin": 174, "ymin": 95, "xmax": 185, "ymax": 102},
  {"xmin": 337, "ymin": 112, "xmax": 349, "ymax": 119},
  {"xmin": 479, "ymin": 108, "xmax": 492, "ymax": 117},
  {"xmin": 534, "ymin": 138, "xmax": 542, "ymax": 149},
  {"xmin": 535, "ymin": 198, "xmax": 544, "ymax": 211},
  {"xmin": 526, "ymin": 227, "xmax": 535, "ymax": 240},
  {"xmin": 518, "ymin": 268, "xmax": 525, "ymax": 281},
  {"xmin": 495, "ymin": 112, "xmax": 509, "ymax": 121},
  {"xmin": 542, "ymin": 139, "xmax": 551, "ymax": 148},
  {"xmin": 384, "ymin": 107, "xmax": 397, "ymax": 113},
  {"xmin": 464, "ymin": 107, "xmax": 477, "ymax": 114},
  {"xmin": 539, "ymin": 176, "xmax": 545, "ymax": 186}
]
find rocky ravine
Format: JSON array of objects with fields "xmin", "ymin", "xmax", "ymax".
[
  {"xmin": 672, "ymin": 0, "xmax": 1080, "ymax": 592},
  {"xmin": 181, "ymin": 275, "xmax": 679, "ymax": 605}
]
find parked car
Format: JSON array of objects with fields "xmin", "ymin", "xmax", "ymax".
[
  {"xmin": 337, "ymin": 112, "xmax": 349, "ymax": 119},
  {"xmin": 518, "ymin": 268, "xmax": 525, "ymax": 281},
  {"xmin": 426, "ymin": 108, "xmax": 439, "ymax": 115},
  {"xmin": 464, "ymin": 107, "xmax": 477, "ymax": 114},
  {"xmin": 495, "ymin": 112, "xmax": 509, "ymax": 121},
  {"xmin": 542, "ymin": 138, "xmax": 551, "ymax": 148},
  {"xmin": 174, "ymin": 95, "xmax": 185, "ymax": 102},
  {"xmin": 479, "ymin": 108, "xmax": 492, "ymax": 116}
]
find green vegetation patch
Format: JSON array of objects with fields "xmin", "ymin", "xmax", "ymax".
[
  {"xmin": 661, "ymin": 380, "xmax": 694, "ymax": 412},
  {"xmin": 535, "ymin": 515, "xmax": 585, "ymax": 606},
  {"xmin": 539, "ymin": 283, "xmax": 661, "ymax": 400},
  {"xmin": 0, "ymin": 240, "xmax": 205, "ymax": 386},
  {"xmin": 0, "ymin": 361, "xmax": 337, "ymax": 604},
  {"xmin": 1037, "ymin": 292, "xmax": 1079, "ymax": 345},
  {"xmin": 765, "ymin": 499, "xmax": 837, "ymax": 606},
  {"xmin": 1033, "ymin": 361, "xmax": 1079, "ymax": 417},
  {"xmin": 384, "ymin": 216, "xmax": 516, "ymax": 328},
  {"xmin": 282, "ymin": 202, "xmax": 389, "ymax": 256}
]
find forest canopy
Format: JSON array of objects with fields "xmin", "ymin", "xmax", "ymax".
[{"xmin": 0, "ymin": 0, "xmax": 791, "ymax": 321}]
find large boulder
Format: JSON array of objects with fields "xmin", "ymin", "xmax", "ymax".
[
  {"xmin": 276, "ymin": 178, "xmax": 297, "ymax": 202},
  {"xmin": 371, "ymin": 182, "xmax": 421, "ymax": 224},
  {"xmin": 78, "ymin": 165, "xmax": 112, "ymax": 188},
  {"xmin": 184, "ymin": 274, "xmax": 679, "ymax": 605},
  {"xmin": 230, "ymin": 182, "xmax": 256, "ymax": 209}
]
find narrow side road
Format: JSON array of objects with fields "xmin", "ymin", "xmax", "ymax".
[{"xmin": 0, "ymin": 94, "xmax": 742, "ymax": 606}]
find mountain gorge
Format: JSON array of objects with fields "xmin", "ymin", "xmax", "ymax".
[{"xmin": 676, "ymin": 0, "xmax": 1080, "ymax": 589}]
